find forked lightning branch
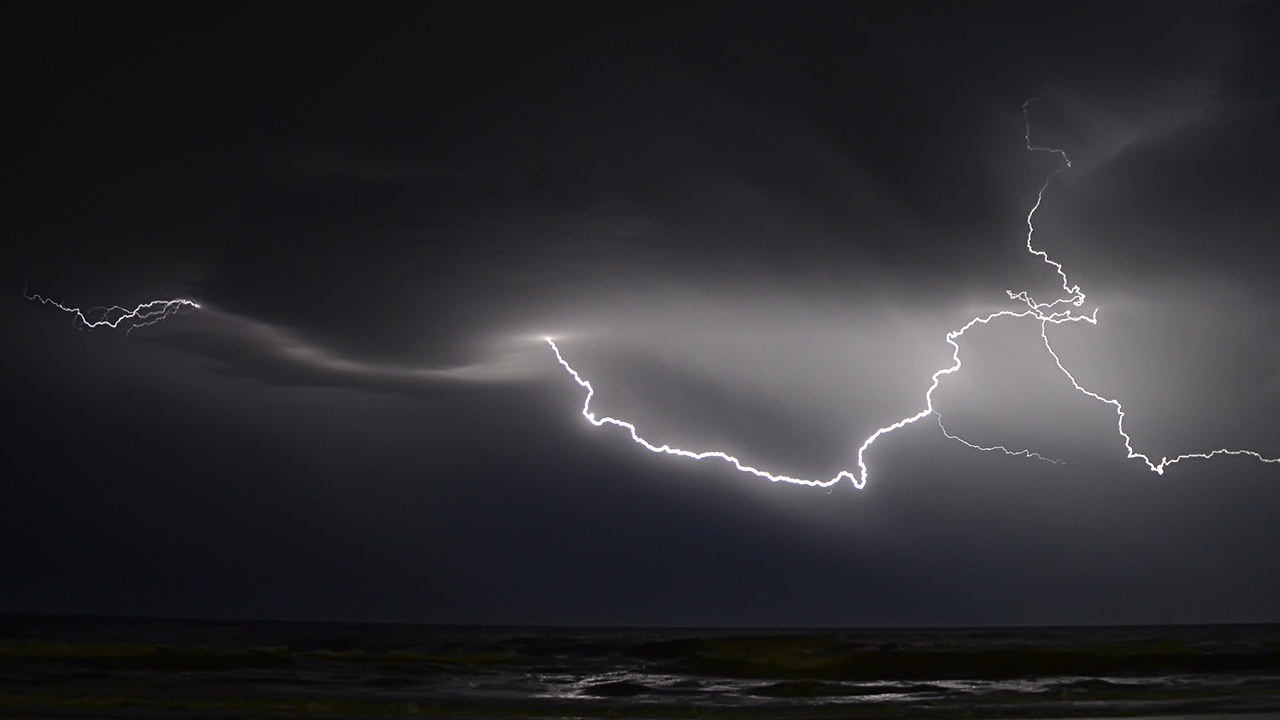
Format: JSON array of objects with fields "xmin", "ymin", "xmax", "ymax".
[
  {"xmin": 545, "ymin": 97, "xmax": 1278, "ymax": 487},
  {"xmin": 28, "ymin": 100, "xmax": 1279, "ymax": 487}
]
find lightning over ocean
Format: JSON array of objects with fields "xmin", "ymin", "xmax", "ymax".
[{"xmin": 12, "ymin": 0, "xmax": 1280, "ymax": 642}]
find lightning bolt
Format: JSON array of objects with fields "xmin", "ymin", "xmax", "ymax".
[
  {"xmin": 547, "ymin": 337, "xmax": 853, "ymax": 488},
  {"xmin": 24, "ymin": 100, "xmax": 1278, "ymax": 484},
  {"xmin": 548, "ymin": 96, "xmax": 1279, "ymax": 487},
  {"xmin": 24, "ymin": 290, "xmax": 199, "ymax": 333}
]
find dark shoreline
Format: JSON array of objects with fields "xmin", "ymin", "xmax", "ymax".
[{"xmin": 2, "ymin": 614, "xmax": 1278, "ymax": 719}]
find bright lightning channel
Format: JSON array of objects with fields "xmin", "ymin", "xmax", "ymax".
[
  {"xmin": 547, "ymin": 97, "xmax": 1279, "ymax": 487},
  {"xmin": 24, "ymin": 290, "xmax": 199, "ymax": 333}
]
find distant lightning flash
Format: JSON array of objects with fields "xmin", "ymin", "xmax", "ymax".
[
  {"xmin": 548, "ymin": 97, "xmax": 1279, "ymax": 488},
  {"xmin": 24, "ymin": 290, "xmax": 199, "ymax": 333}
]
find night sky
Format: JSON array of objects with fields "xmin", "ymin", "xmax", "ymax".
[{"xmin": 6, "ymin": 2, "xmax": 1280, "ymax": 627}]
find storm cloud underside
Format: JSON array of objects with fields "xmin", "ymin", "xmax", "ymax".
[{"xmin": 7, "ymin": 2, "xmax": 1280, "ymax": 625}]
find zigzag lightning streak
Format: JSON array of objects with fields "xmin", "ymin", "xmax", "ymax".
[{"xmin": 547, "ymin": 97, "xmax": 1279, "ymax": 487}]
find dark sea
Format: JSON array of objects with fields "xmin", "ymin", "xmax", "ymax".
[{"xmin": 1, "ymin": 615, "xmax": 1278, "ymax": 719}]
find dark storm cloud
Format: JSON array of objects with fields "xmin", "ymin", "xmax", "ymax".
[
  {"xmin": 167, "ymin": 0, "xmax": 1257, "ymax": 351},
  {"xmin": 5, "ymin": 1, "xmax": 1279, "ymax": 625}
]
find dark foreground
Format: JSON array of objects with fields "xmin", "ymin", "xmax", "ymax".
[{"xmin": 1, "ymin": 615, "xmax": 1278, "ymax": 719}]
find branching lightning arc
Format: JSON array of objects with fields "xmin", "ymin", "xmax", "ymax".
[
  {"xmin": 25, "ymin": 100, "xmax": 1279, "ymax": 487},
  {"xmin": 546, "ymin": 97, "xmax": 1279, "ymax": 488}
]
